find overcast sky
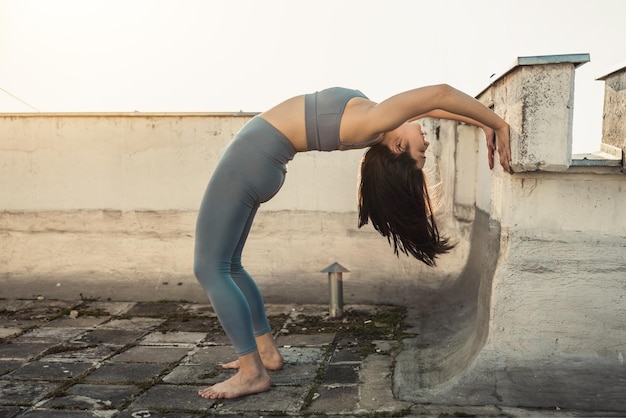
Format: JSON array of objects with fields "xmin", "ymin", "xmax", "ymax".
[{"xmin": 1, "ymin": 0, "xmax": 625, "ymax": 152}]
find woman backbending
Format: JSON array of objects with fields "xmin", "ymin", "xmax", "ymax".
[{"xmin": 193, "ymin": 84, "xmax": 511, "ymax": 399}]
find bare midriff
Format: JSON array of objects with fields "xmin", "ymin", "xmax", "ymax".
[{"xmin": 259, "ymin": 95, "xmax": 381, "ymax": 152}]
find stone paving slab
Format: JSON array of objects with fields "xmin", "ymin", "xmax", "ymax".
[
  {"xmin": 0, "ymin": 342, "xmax": 55, "ymax": 361},
  {"xmin": 216, "ymin": 385, "xmax": 308, "ymax": 414},
  {"xmin": 129, "ymin": 384, "xmax": 214, "ymax": 412},
  {"xmin": 181, "ymin": 303, "xmax": 219, "ymax": 318},
  {"xmin": 82, "ymin": 362, "xmax": 167, "ymax": 384},
  {"xmin": 123, "ymin": 302, "xmax": 191, "ymax": 318},
  {"xmin": 306, "ymin": 385, "xmax": 360, "ymax": 415},
  {"xmin": 279, "ymin": 346, "xmax": 325, "ymax": 364},
  {"xmin": 17, "ymin": 409, "xmax": 103, "ymax": 417},
  {"xmin": 15, "ymin": 327, "xmax": 88, "ymax": 343},
  {"xmin": 277, "ymin": 332, "xmax": 335, "ymax": 347},
  {"xmin": 40, "ymin": 383, "xmax": 139, "ymax": 410},
  {"xmin": 0, "ymin": 406, "xmax": 23, "ymax": 417},
  {"xmin": 180, "ymin": 345, "xmax": 234, "ymax": 365},
  {"xmin": 330, "ymin": 346, "xmax": 362, "ymax": 363},
  {"xmin": 196, "ymin": 333, "xmax": 230, "ymax": 346},
  {"xmin": 98, "ymin": 317, "xmax": 165, "ymax": 331},
  {"xmin": 7, "ymin": 360, "xmax": 92, "ymax": 381},
  {"xmin": 0, "ymin": 359, "xmax": 23, "ymax": 375},
  {"xmin": 161, "ymin": 364, "xmax": 225, "ymax": 385},
  {"xmin": 79, "ymin": 301, "xmax": 136, "ymax": 317},
  {"xmin": 156, "ymin": 317, "xmax": 221, "ymax": 334},
  {"xmin": 358, "ymin": 354, "xmax": 412, "ymax": 414},
  {"xmin": 139, "ymin": 331, "xmax": 207, "ymax": 346},
  {"xmin": 0, "ymin": 380, "xmax": 61, "ymax": 405},
  {"xmin": 0, "ymin": 300, "xmax": 75, "ymax": 319},
  {"xmin": 322, "ymin": 363, "xmax": 360, "ymax": 384},
  {"xmin": 270, "ymin": 363, "xmax": 318, "ymax": 386},
  {"xmin": 74, "ymin": 329, "xmax": 148, "ymax": 347},
  {"xmin": 109, "ymin": 346, "xmax": 190, "ymax": 364},
  {"xmin": 0, "ymin": 327, "xmax": 22, "ymax": 339},
  {"xmin": 42, "ymin": 344, "xmax": 118, "ymax": 363},
  {"xmin": 116, "ymin": 409, "xmax": 204, "ymax": 418},
  {"xmin": 42, "ymin": 315, "xmax": 110, "ymax": 329}
]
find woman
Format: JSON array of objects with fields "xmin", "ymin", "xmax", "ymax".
[{"xmin": 194, "ymin": 84, "xmax": 511, "ymax": 399}]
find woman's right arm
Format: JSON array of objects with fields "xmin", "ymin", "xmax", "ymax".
[{"xmin": 411, "ymin": 109, "xmax": 503, "ymax": 171}]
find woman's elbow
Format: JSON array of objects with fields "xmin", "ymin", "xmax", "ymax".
[{"xmin": 431, "ymin": 83, "xmax": 454, "ymax": 99}]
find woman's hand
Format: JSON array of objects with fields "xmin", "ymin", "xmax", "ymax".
[
  {"xmin": 484, "ymin": 124, "xmax": 512, "ymax": 173},
  {"xmin": 483, "ymin": 126, "xmax": 496, "ymax": 169}
]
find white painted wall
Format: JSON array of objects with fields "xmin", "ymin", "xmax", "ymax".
[{"xmin": 0, "ymin": 113, "xmax": 366, "ymax": 212}]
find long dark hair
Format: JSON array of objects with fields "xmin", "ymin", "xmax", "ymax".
[{"xmin": 358, "ymin": 143, "xmax": 454, "ymax": 266}]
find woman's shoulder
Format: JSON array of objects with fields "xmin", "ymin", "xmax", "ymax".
[{"xmin": 340, "ymin": 96, "xmax": 382, "ymax": 145}]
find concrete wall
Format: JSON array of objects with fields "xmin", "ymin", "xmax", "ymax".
[{"xmin": 0, "ymin": 112, "xmax": 467, "ymax": 304}]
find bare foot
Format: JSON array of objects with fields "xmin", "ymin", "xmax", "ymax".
[
  {"xmin": 221, "ymin": 359, "xmax": 241, "ymax": 369},
  {"xmin": 199, "ymin": 351, "xmax": 271, "ymax": 399},
  {"xmin": 221, "ymin": 350, "xmax": 283, "ymax": 370},
  {"xmin": 198, "ymin": 369, "xmax": 271, "ymax": 399},
  {"xmin": 222, "ymin": 333, "xmax": 284, "ymax": 371}
]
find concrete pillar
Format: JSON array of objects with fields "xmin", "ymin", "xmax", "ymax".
[
  {"xmin": 478, "ymin": 54, "xmax": 590, "ymax": 172},
  {"xmin": 597, "ymin": 62, "xmax": 626, "ymax": 166}
]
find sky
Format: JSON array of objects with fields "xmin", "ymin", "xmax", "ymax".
[{"xmin": 1, "ymin": 0, "xmax": 625, "ymax": 152}]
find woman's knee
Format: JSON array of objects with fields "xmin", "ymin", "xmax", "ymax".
[{"xmin": 193, "ymin": 257, "xmax": 227, "ymax": 287}]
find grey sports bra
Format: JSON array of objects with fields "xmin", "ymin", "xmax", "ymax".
[{"xmin": 304, "ymin": 87, "xmax": 379, "ymax": 151}]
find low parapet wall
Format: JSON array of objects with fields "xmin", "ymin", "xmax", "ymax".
[{"xmin": 0, "ymin": 112, "xmax": 466, "ymax": 304}]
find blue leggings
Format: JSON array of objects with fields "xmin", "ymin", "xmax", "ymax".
[{"xmin": 193, "ymin": 117, "xmax": 295, "ymax": 356}]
